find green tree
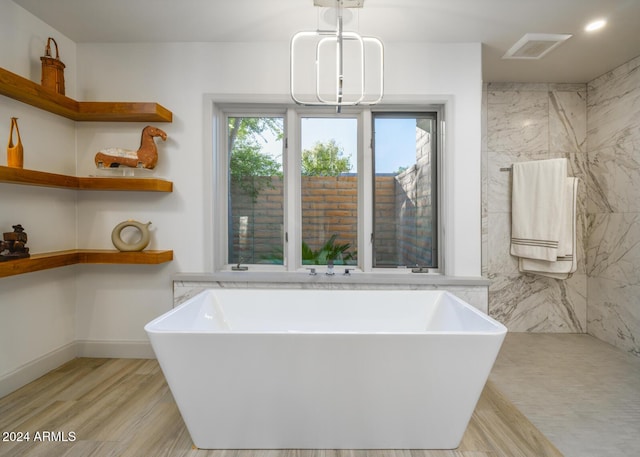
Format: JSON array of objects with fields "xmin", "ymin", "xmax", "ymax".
[
  {"xmin": 228, "ymin": 117, "xmax": 283, "ymax": 200},
  {"xmin": 228, "ymin": 117, "xmax": 283, "ymax": 153},
  {"xmin": 301, "ymin": 139, "xmax": 352, "ymax": 176}
]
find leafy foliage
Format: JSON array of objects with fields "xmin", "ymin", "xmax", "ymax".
[
  {"xmin": 228, "ymin": 117, "xmax": 283, "ymax": 200},
  {"xmin": 301, "ymin": 234, "xmax": 355, "ymax": 265},
  {"xmin": 228, "ymin": 117, "xmax": 283, "ymax": 152},
  {"xmin": 229, "ymin": 145, "xmax": 282, "ymax": 200},
  {"xmin": 260, "ymin": 234, "xmax": 355, "ymax": 265},
  {"xmin": 301, "ymin": 139, "xmax": 352, "ymax": 176}
]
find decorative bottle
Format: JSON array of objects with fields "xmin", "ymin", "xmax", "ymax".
[{"xmin": 6, "ymin": 117, "xmax": 23, "ymax": 168}]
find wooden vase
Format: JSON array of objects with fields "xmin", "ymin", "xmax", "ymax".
[
  {"xmin": 7, "ymin": 117, "xmax": 23, "ymax": 168},
  {"xmin": 40, "ymin": 37, "xmax": 66, "ymax": 95}
]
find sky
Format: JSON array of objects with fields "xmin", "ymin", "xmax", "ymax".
[{"xmin": 372, "ymin": 118, "xmax": 418, "ymax": 173}]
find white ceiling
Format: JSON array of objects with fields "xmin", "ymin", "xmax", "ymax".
[{"xmin": 13, "ymin": 0, "xmax": 640, "ymax": 83}]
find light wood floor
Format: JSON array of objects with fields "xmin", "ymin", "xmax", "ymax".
[{"xmin": 0, "ymin": 356, "xmax": 561, "ymax": 457}]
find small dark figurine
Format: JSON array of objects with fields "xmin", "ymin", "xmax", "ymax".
[{"xmin": 0, "ymin": 224, "xmax": 30, "ymax": 261}]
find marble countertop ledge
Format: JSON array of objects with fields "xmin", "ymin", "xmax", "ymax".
[{"xmin": 173, "ymin": 271, "xmax": 489, "ymax": 287}]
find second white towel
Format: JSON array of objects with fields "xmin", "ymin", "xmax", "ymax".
[{"xmin": 519, "ymin": 177, "xmax": 579, "ymax": 279}]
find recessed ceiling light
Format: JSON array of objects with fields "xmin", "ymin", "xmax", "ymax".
[{"xmin": 585, "ymin": 19, "xmax": 606, "ymax": 32}]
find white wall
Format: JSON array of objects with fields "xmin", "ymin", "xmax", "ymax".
[
  {"xmin": 73, "ymin": 41, "xmax": 482, "ymax": 346},
  {"xmin": 0, "ymin": 0, "xmax": 77, "ymax": 395},
  {"xmin": 1, "ymin": 0, "xmax": 482, "ymax": 393}
]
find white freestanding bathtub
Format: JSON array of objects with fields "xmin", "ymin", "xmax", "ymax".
[{"xmin": 145, "ymin": 289, "xmax": 506, "ymax": 450}]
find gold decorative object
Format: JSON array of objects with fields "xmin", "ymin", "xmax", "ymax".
[
  {"xmin": 95, "ymin": 126, "xmax": 167, "ymax": 170},
  {"xmin": 6, "ymin": 117, "xmax": 23, "ymax": 168},
  {"xmin": 111, "ymin": 220, "xmax": 152, "ymax": 252},
  {"xmin": 40, "ymin": 37, "xmax": 66, "ymax": 95}
]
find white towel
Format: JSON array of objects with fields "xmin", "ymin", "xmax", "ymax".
[
  {"xmin": 519, "ymin": 177, "xmax": 579, "ymax": 279},
  {"xmin": 510, "ymin": 158, "xmax": 567, "ymax": 261}
]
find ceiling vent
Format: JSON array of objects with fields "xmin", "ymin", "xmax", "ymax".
[
  {"xmin": 314, "ymin": 0, "xmax": 363, "ymax": 7},
  {"xmin": 503, "ymin": 33, "xmax": 572, "ymax": 59}
]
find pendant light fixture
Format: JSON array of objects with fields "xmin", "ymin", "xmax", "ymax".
[{"xmin": 290, "ymin": 0, "xmax": 384, "ymax": 112}]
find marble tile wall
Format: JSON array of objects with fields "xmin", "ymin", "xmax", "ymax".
[
  {"xmin": 483, "ymin": 54, "xmax": 640, "ymax": 357},
  {"xmin": 586, "ymin": 55, "xmax": 640, "ymax": 356},
  {"xmin": 482, "ymin": 82, "xmax": 588, "ymax": 332}
]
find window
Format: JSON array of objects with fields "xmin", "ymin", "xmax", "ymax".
[
  {"xmin": 372, "ymin": 113, "xmax": 438, "ymax": 268},
  {"xmin": 216, "ymin": 103, "xmax": 442, "ymax": 273},
  {"xmin": 227, "ymin": 116, "xmax": 284, "ymax": 266},
  {"xmin": 301, "ymin": 117, "xmax": 358, "ymax": 266}
]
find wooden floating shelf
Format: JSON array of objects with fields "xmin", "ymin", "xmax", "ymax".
[
  {"xmin": 0, "ymin": 166, "xmax": 173, "ymax": 192},
  {"xmin": 0, "ymin": 249, "xmax": 173, "ymax": 278},
  {"xmin": 0, "ymin": 67, "xmax": 172, "ymax": 122}
]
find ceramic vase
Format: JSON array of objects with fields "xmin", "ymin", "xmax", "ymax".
[{"xmin": 111, "ymin": 220, "xmax": 152, "ymax": 251}]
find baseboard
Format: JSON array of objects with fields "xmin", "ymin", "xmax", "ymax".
[
  {"xmin": 75, "ymin": 339, "xmax": 156, "ymax": 359},
  {"xmin": 0, "ymin": 342, "xmax": 77, "ymax": 398},
  {"xmin": 0, "ymin": 340, "xmax": 156, "ymax": 398}
]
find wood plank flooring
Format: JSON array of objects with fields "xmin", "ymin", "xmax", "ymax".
[{"xmin": 0, "ymin": 358, "xmax": 563, "ymax": 457}]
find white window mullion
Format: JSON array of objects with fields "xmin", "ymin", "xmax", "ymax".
[
  {"xmin": 285, "ymin": 108, "xmax": 301, "ymax": 271},
  {"xmin": 360, "ymin": 108, "xmax": 373, "ymax": 272},
  {"xmin": 215, "ymin": 107, "xmax": 230, "ymax": 271}
]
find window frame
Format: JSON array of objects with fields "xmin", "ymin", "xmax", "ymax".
[
  {"xmin": 226, "ymin": 112, "xmax": 287, "ymax": 267},
  {"xmin": 371, "ymin": 110, "xmax": 440, "ymax": 270},
  {"xmin": 209, "ymin": 98, "xmax": 444, "ymax": 275},
  {"xmin": 299, "ymin": 112, "xmax": 362, "ymax": 269}
]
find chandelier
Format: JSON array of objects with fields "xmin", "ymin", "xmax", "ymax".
[{"xmin": 290, "ymin": 0, "xmax": 384, "ymax": 112}]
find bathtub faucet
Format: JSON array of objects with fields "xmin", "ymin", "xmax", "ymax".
[{"xmin": 326, "ymin": 259, "xmax": 335, "ymax": 276}]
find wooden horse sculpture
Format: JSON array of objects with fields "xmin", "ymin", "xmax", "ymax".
[{"xmin": 94, "ymin": 126, "xmax": 167, "ymax": 169}]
